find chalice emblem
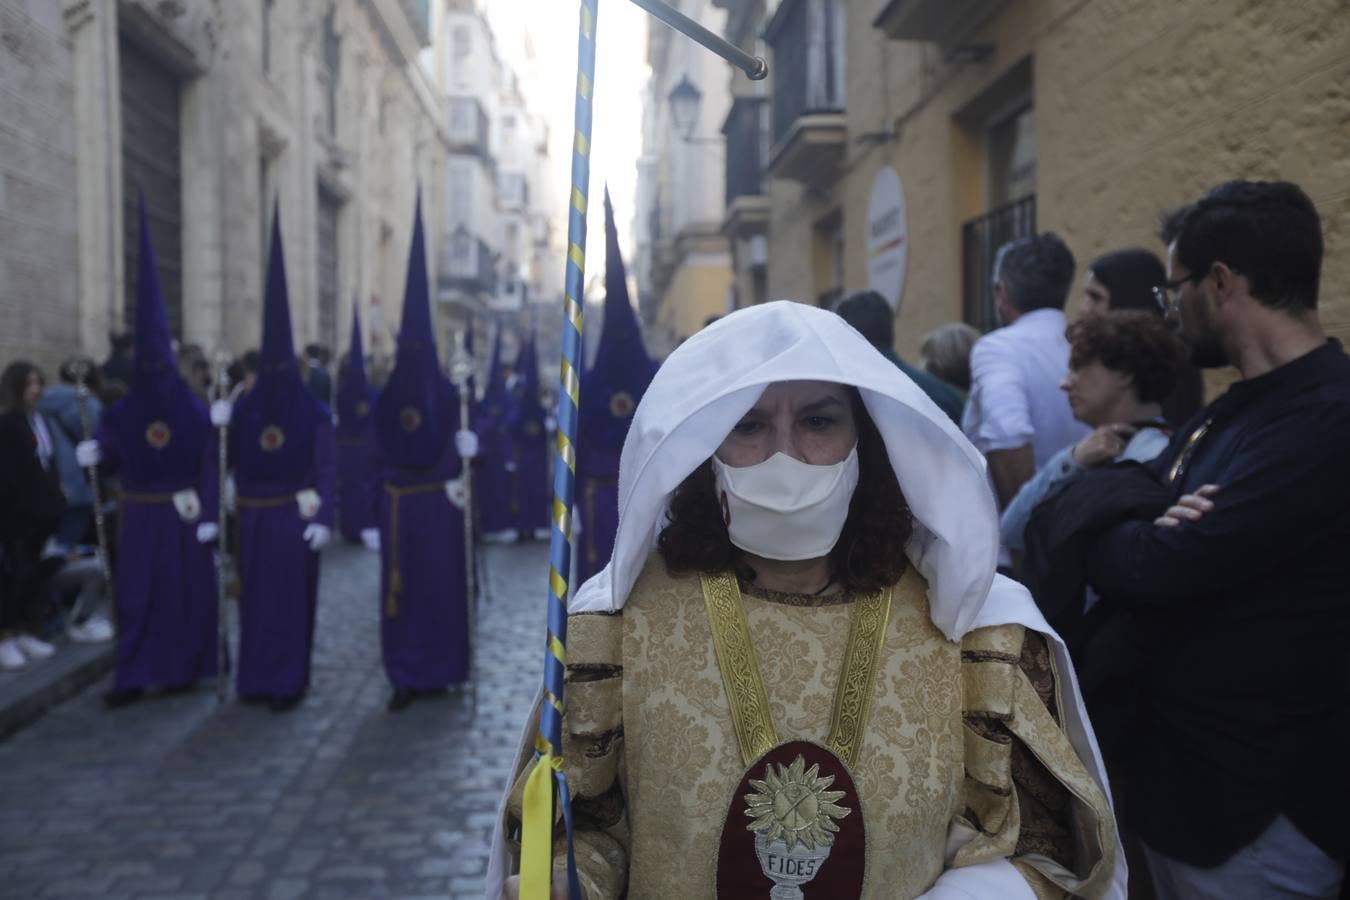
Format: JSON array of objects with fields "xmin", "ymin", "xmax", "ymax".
[{"xmin": 744, "ymin": 754, "xmax": 851, "ymax": 899}]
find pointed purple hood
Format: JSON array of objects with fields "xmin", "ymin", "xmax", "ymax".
[
  {"xmin": 336, "ymin": 302, "xmax": 376, "ymax": 434},
  {"xmin": 230, "ymin": 204, "xmax": 327, "ymax": 490},
  {"xmin": 101, "ymin": 194, "xmax": 210, "ymax": 486},
  {"xmin": 373, "ymin": 195, "xmax": 459, "ymax": 471},
  {"xmin": 577, "ymin": 188, "xmax": 658, "ymax": 476}
]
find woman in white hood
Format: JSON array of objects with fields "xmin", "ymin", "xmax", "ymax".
[{"xmin": 492, "ymin": 302, "xmax": 1123, "ymax": 899}]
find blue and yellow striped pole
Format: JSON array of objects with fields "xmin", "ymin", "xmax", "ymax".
[{"xmin": 519, "ymin": 2, "xmax": 598, "ymax": 898}]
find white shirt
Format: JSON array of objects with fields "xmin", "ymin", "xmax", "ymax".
[{"xmin": 962, "ymin": 308, "xmax": 1088, "ymax": 472}]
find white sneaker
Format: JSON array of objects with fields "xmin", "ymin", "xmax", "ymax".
[
  {"xmin": 0, "ymin": 638, "xmax": 26, "ymax": 670},
  {"xmin": 14, "ymin": 634, "xmax": 55, "ymax": 660},
  {"xmin": 68, "ymin": 616, "xmax": 114, "ymax": 643}
]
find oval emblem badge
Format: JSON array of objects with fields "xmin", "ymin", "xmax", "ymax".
[
  {"xmin": 354, "ymin": 401, "xmax": 369, "ymax": 417},
  {"xmin": 145, "ymin": 421, "xmax": 173, "ymax": 449},
  {"xmin": 260, "ymin": 425, "xmax": 286, "ymax": 452},
  {"xmin": 717, "ymin": 740, "xmax": 865, "ymax": 899},
  {"xmin": 400, "ymin": 406, "xmax": 423, "ymax": 432},
  {"xmin": 609, "ymin": 391, "xmax": 635, "ymax": 418}
]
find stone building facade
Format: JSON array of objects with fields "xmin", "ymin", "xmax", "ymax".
[
  {"xmin": 633, "ymin": 0, "xmax": 734, "ymax": 354},
  {"xmin": 712, "ymin": 0, "xmax": 1350, "ymax": 365},
  {"xmin": 1, "ymin": 0, "xmax": 449, "ymax": 374}
]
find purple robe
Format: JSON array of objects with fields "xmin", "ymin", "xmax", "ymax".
[
  {"xmin": 473, "ymin": 408, "xmax": 516, "ymax": 534},
  {"xmin": 97, "ymin": 419, "xmax": 221, "ymax": 691},
  {"xmin": 576, "ymin": 473, "xmax": 618, "ymax": 585},
  {"xmin": 376, "ymin": 438, "xmax": 470, "ymax": 689},
  {"xmin": 336, "ymin": 427, "xmax": 379, "ymax": 540},
  {"xmin": 509, "ymin": 423, "xmax": 551, "ymax": 535},
  {"xmin": 233, "ymin": 419, "xmax": 337, "ymax": 699}
]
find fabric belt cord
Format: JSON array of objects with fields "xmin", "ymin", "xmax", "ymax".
[
  {"xmin": 118, "ymin": 490, "xmax": 178, "ymax": 504},
  {"xmin": 235, "ymin": 494, "xmax": 298, "ymax": 509},
  {"xmin": 382, "ymin": 480, "xmax": 446, "ymax": 619}
]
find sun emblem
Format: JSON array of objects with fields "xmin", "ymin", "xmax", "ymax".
[
  {"xmin": 400, "ymin": 406, "xmax": 423, "ymax": 432},
  {"xmin": 525, "ymin": 420, "xmax": 542, "ymax": 437},
  {"xmin": 354, "ymin": 401, "xmax": 369, "ymax": 417},
  {"xmin": 260, "ymin": 426, "xmax": 286, "ymax": 452},
  {"xmin": 145, "ymin": 421, "xmax": 172, "ymax": 449},
  {"xmin": 609, "ymin": 391, "xmax": 635, "ymax": 418},
  {"xmin": 744, "ymin": 755, "xmax": 851, "ymax": 851}
]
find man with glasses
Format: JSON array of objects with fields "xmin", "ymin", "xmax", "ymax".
[{"xmin": 1084, "ymin": 181, "xmax": 1348, "ymax": 898}]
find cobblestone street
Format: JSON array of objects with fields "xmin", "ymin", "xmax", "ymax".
[{"xmin": 0, "ymin": 540, "xmax": 547, "ymax": 900}]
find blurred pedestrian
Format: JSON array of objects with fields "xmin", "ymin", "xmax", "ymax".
[
  {"xmin": 1001, "ymin": 311, "xmax": 1181, "ymax": 554},
  {"xmin": 1068, "ymin": 181, "xmax": 1346, "ymax": 898},
  {"xmin": 918, "ymin": 322, "xmax": 980, "ymax": 394},
  {"xmin": 372, "ymin": 201, "xmax": 477, "ymax": 712},
  {"xmin": 83, "ymin": 202, "xmax": 222, "ymax": 705},
  {"xmin": 1079, "ymin": 248, "xmax": 1205, "ymax": 425},
  {"xmin": 962, "ymin": 233, "xmax": 1087, "ymax": 564},
  {"xmin": 336, "ymin": 309, "xmax": 380, "ymax": 547},
  {"xmin": 836, "ymin": 290, "xmax": 964, "ymax": 422},
  {"xmin": 305, "ymin": 343, "xmax": 333, "ymax": 406},
  {"xmin": 101, "ymin": 332, "xmax": 134, "ymax": 391},
  {"xmin": 503, "ymin": 332, "xmax": 550, "ymax": 540},
  {"xmin": 225, "ymin": 212, "xmax": 336, "ymax": 713},
  {"xmin": 0, "ymin": 361, "xmax": 63, "ymax": 670},
  {"xmin": 38, "ymin": 356, "xmax": 104, "ymax": 546}
]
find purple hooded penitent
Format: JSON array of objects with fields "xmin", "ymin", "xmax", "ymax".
[
  {"xmin": 575, "ymin": 189, "xmax": 658, "ymax": 582},
  {"xmin": 504, "ymin": 329, "xmax": 550, "ymax": 535},
  {"xmin": 473, "ymin": 322, "xmax": 519, "ymax": 534},
  {"xmin": 336, "ymin": 303, "xmax": 379, "ymax": 539},
  {"xmin": 229, "ymin": 206, "xmax": 336, "ymax": 701},
  {"xmin": 372, "ymin": 196, "xmax": 470, "ymax": 690},
  {"xmin": 96, "ymin": 195, "xmax": 220, "ymax": 691}
]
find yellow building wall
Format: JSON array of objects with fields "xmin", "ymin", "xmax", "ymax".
[
  {"xmin": 658, "ymin": 259, "xmax": 734, "ymax": 346},
  {"xmin": 765, "ymin": 0, "xmax": 1350, "ymax": 361}
]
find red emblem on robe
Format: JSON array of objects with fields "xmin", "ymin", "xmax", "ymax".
[
  {"xmin": 609, "ymin": 391, "xmax": 635, "ymax": 418},
  {"xmin": 145, "ymin": 421, "xmax": 172, "ymax": 449},
  {"xmin": 260, "ymin": 425, "xmax": 286, "ymax": 452},
  {"xmin": 400, "ymin": 406, "xmax": 422, "ymax": 432},
  {"xmin": 717, "ymin": 741, "xmax": 866, "ymax": 899}
]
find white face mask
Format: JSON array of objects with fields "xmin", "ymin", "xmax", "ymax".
[{"xmin": 710, "ymin": 446, "xmax": 860, "ymax": 561}]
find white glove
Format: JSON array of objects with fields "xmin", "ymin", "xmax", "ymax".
[
  {"xmin": 545, "ymin": 415, "xmax": 558, "ymax": 433},
  {"xmin": 360, "ymin": 527, "xmax": 380, "ymax": 551},
  {"xmin": 196, "ymin": 522, "xmax": 220, "ymax": 544},
  {"xmin": 454, "ymin": 429, "xmax": 480, "ymax": 460},
  {"xmin": 504, "ymin": 460, "xmax": 519, "ymax": 473},
  {"xmin": 445, "ymin": 478, "xmax": 467, "ymax": 510},
  {"xmin": 296, "ymin": 488, "xmax": 322, "ymax": 520},
  {"xmin": 210, "ymin": 400, "xmax": 232, "ymax": 427},
  {"xmin": 303, "ymin": 523, "xmax": 331, "ymax": 551},
  {"xmin": 75, "ymin": 440, "xmax": 101, "ymax": 468}
]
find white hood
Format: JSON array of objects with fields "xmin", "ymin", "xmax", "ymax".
[{"xmin": 571, "ymin": 299, "xmax": 996, "ymax": 641}]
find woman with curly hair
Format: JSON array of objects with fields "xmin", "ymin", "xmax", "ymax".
[
  {"xmin": 1000, "ymin": 311, "xmax": 1185, "ymax": 555},
  {"xmin": 490, "ymin": 302, "xmax": 1123, "ymax": 900}
]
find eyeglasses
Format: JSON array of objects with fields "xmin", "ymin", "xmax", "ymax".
[{"xmin": 1152, "ymin": 273, "xmax": 1205, "ymax": 314}]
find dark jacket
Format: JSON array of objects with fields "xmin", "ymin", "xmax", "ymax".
[
  {"xmin": 0, "ymin": 411, "xmax": 66, "ymax": 630},
  {"xmin": 1020, "ymin": 461, "xmax": 1170, "ymax": 756},
  {"xmin": 1086, "ymin": 340, "xmax": 1350, "ymax": 865}
]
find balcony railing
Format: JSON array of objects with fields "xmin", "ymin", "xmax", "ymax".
[
  {"xmin": 961, "ymin": 194, "xmax": 1036, "ymax": 333},
  {"xmin": 764, "ymin": 0, "xmax": 845, "ymax": 147},
  {"xmin": 723, "ymin": 97, "xmax": 769, "ymax": 207},
  {"xmin": 446, "ymin": 96, "xmax": 490, "ymax": 160},
  {"xmin": 439, "ymin": 231, "xmax": 497, "ymax": 297}
]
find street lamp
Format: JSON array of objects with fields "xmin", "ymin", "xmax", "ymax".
[{"xmin": 668, "ymin": 75, "xmax": 702, "ymax": 141}]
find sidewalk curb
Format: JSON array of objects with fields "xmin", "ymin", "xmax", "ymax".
[{"xmin": 0, "ymin": 643, "xmax": 114, "ymax": 741}]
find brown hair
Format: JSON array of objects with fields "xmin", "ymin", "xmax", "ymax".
[
  {"xmin": 1066, "ymin": 311, "xmax": 1184, "ymax": 404},
  {"xmin": 657, "ymin": 388, "xmax": 912, "ymax": 594}
]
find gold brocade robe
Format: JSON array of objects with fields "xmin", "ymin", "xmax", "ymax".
[{"xmin": 506, "ymin": 557, "xmax": 1116, "ymax": 899}]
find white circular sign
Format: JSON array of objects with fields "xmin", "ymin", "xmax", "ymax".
[{"xmin": 866, "ymin": 166, "xmax": 908, "ymax": 310}]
